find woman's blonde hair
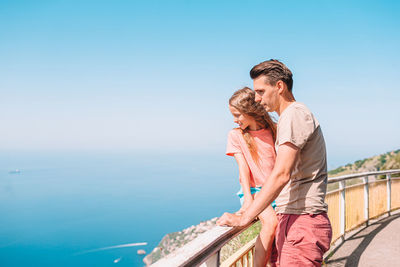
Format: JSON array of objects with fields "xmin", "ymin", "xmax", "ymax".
[{"xmin": 229, "ymin": 87, "xmax": 276, "ymax": 163}]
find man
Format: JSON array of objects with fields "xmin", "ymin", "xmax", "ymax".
[{"xmin": 217, "ymin": 59, "xmax": 332, "ymax": 266}]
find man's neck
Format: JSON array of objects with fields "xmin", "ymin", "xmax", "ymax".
[
  {"xmin": 274, "ymin": 87, "xmax": 296, "ymax": 116},
  {"xmin": 277, "ymin": 99, "xmax": 296, "ymax": 115},
  {"xmin": 276, "ymin": 89, "xmax": 296, "ymax": 116}
]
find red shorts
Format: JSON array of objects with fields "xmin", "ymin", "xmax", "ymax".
[{"xmin": 270, "ymin": 212, "xmax": 332, "ymax": 267}]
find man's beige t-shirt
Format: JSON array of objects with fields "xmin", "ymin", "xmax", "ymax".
[{"xmin": 274, "ymin": 102, "xmax": 328, "ymax": 214}]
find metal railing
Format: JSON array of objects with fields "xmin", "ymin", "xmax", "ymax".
[
  {"xmin": 149, "ymin": 169, "xmax": 400, "ymax": 267},
  {"xmin": 325, "ymin": 169, "xmax": 400, "ymax": 243}
]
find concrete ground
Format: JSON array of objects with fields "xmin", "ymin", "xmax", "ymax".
[{"xmin": 325, "ymin": 213, "xmax": 400, "ymax": 267}]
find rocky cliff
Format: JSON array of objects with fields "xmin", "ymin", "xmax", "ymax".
[{"xmin": 143, "ymin": 218, "xmax": 218, "ymax": 266}]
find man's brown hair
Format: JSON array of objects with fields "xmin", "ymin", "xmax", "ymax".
[{"xmin": 250, "ymin": 59, "xmax": 293, "ymax": 92}]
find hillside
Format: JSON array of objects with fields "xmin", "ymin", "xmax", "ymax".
[{"xmin": 328, "ymin": 149, "xmax": 400, "ymax": 177}]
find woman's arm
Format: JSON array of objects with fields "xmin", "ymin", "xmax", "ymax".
[{"xmin": 234, "ymin": 153, "xmax": 253, "ymax": 213}]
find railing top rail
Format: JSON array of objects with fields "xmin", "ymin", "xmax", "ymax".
[
  {"xmin": 328, "ymin": 169, "xmax": 400, "ymax": 183},
  {"xmin": 149, "ymin": 221, "xmax": 255, "ymax": 267}
]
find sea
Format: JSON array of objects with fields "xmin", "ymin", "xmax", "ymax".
[{"xmin": 0, "ymin": 151, "xmax": 240, "ymax": 266}]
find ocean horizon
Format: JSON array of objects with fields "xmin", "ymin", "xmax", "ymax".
[{"xmin": 0, "ymin": 151, "xmax": 240, "ymax": 266}]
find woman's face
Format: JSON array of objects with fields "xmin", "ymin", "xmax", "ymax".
[{"xmin": 229, "ymin": 105, "xmax": 255, "ymax": 130}]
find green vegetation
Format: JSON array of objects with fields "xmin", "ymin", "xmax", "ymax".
[
  {"xmin": 220, "ymin": 221, "xmax": 261, "ymax": 262},
  {"xmin": 354, "ymin": 158, "xmax": 367, "ymax": 169},
  {"xmin": 329, "ymin": 166, "xmax": 346, "ymax": 176},
  {"xmin": 379, "ymin": 154, "xmax": 387, "ymax": 166},
  {"xmin": 239, "ymin": 221, "xmax": 261, "ymax": 244}
]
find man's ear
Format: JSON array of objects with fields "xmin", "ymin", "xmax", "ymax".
[{"xmin": 276, "ymin": 80, "xmax": 285, "ymax": 95}]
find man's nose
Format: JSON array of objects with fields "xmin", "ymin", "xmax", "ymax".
[{"xmin": 255, "ymin": 94, "xmax": 261, "ymax": 102}]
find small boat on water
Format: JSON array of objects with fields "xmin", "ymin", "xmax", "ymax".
[
  {"xmin": 137, "ymin": 249, "xmax": 146, "ymax": 255},
  {"xmin": 9, "ymin": 169, "xmax": 21, "ymax": 174}
]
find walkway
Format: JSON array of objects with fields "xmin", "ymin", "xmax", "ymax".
[{"xmin": 326, "ymin": 212, "xmax": 400, "ymax": 266}]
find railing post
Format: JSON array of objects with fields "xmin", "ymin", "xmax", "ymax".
[
  {"xmin": 387, "ymin": 174, "xmax": 392, "ymax": 216},
  {"xmin": 339, "ymin": 180, "xmax": 346, "ymax": 240},
  {"xmin": 363, "ymin": 176, "xmax": 369, "ymax": 226},
  {"xmin": 200, "ymin": 250, "xmax": 220, "ymax": 267}
]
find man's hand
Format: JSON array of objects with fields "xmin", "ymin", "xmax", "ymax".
[{"xmin": 216, "ymin": 212, "xmax": 246, "ymax": 227}]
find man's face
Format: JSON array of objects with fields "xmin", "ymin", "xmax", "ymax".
[{"xmin": 253, "ymin": 76, "xmax": 279, "ymax": 112}]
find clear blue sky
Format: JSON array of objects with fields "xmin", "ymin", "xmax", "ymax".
[{"xmin": 1, "ymin": 0, "xmax": 399, "ymax": 168}]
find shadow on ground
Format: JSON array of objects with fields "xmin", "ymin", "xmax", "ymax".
[{"xmin": 325, "ymin": 213, "xmax": 400, "ymax": 267}]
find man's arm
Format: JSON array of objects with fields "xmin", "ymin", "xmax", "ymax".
[{"xmin": 217, "ymin": 142, "xmax": 299, "ymax": 227}]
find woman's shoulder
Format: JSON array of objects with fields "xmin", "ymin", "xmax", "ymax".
[
  {"xmin": 227, "ymin": 128, "xmax": 243, "ymax": 142},
  {"xmin": 228, "ymin": 128, "xmax": 242, "ymax": 136}
]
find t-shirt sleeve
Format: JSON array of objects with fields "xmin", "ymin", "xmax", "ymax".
[
  {"xmin": 278, "ymin": 107, "xmax": 318, "ymax": 149},
  {"xmin": 226, "ymin": 130, "xmax": 242, "ymax": 156}
]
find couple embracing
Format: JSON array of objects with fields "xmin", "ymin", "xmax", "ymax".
[{"xmin": 217, "ymin": 59, "xmax": 332, "ymax": 267}]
